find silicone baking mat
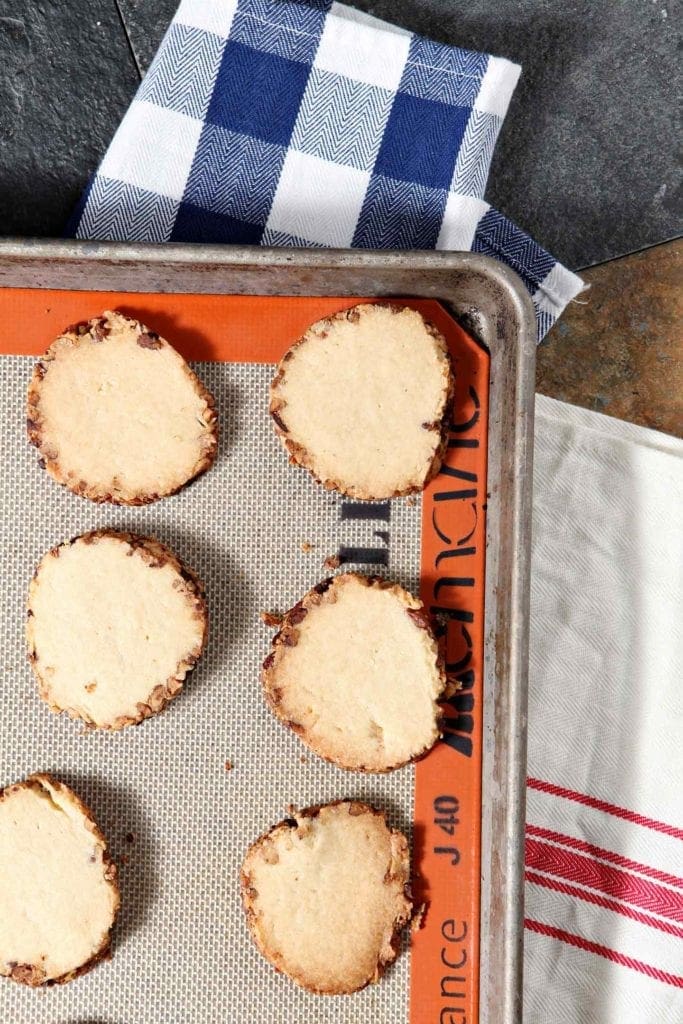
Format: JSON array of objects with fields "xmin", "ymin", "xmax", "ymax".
[{"xmin": 0, "ymin": 289, "xmax": 488, "ymax": 1024}]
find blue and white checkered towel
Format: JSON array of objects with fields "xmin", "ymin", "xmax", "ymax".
[{"xmin": 70, "ymin": 0, "xmax": 584, "ymax": 339}]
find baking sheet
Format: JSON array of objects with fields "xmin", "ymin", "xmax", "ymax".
[{"xmin": 0, "ymin": 288, "xmax": 490, "ymax": 1024}]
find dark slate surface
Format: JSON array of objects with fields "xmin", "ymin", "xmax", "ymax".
[
  {"xmin": 0, "ymin": 0, "xmax": 139, "ymax": 238},
  {"xmin": 1, "ymin": 0, "xmax": 679, "ymax": 269},
  {"xmin": 361, "ymin": 0, "xmax": 681, "ymax": 270}
]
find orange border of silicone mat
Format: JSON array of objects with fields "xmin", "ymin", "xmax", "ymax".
[{"xmin": 0, "ymin": 288, "xmax": 488, "ymax": 1023}]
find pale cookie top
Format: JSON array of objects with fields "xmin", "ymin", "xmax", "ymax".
[
  {"xmin": 241, "ymin": 801, "xmax": 412, "ymax": 994},
  {"xmin": 27, "ymin": 531, "xmax": 207, "ymax": 729},
  {"xmin": 27, "ymin": 310, "xmax": 217, "ymax": 504},
  {"xmin": 270, "ymin": 303, "xmax": 453, "ymax": 500},
  {"xmin": 0, "ymin": 774, "xmax": 119, "ymax": 986},
  {"xmin": 262, "ymin": 573, "xmax": 446, "ymax": 771}
]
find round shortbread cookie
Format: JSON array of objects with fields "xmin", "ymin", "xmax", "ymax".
[
  {"xmin": 241, "ymin": 801, "xmax": 412, "ymax": 994},
  {"xmin": 27, "ymin": 309, "xmax": 217, "ymax": 504},
  {"xmin": 269, "ymin": 303, "xmax": 453, "ymax": 500},
  {"xmin": 27, "ymin": 530, "xmax": 207, "ymax": 730},
  {"xmin": 0, "ymin": 773, "xmax": 119, "ymax": 986},
  {"xmin": 262, "ymin": 573, "xmax": 446, "ymax": 772}
]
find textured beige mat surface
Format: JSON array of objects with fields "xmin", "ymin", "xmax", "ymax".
[{"xmin": 0, "ymin": 358, "xmax": 421, "ymax": 1024}]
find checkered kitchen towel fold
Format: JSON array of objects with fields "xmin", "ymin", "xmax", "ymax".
[{"xmin": 70, "ymin": 0, "xmax": 584, "ymax": 337}]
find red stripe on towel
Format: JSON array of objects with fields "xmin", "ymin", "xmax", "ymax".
[
  {"xmin": 525, "ymin": 870, "xmax": 683, "ymax": 938},
  {"xmin": 524, "ymin": 919, "xmax": 683, "ymax": 988},
  {"xmin": 525, "ymin": 838, "xmax": 683, "ymax": 923},
  {"xmin": 526, "ymin": 824, "xmax": 683, "ymax": 890},
  {"xmin": 527, "ymin": 778, "xmax": 683, "ymax": 840}
]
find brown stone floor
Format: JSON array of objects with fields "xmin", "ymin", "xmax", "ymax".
[{"xmin": 537, "ymin": 240, "xmax": 682, "ymax": 437}]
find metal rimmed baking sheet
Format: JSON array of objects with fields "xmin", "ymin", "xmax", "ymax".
[{"xmin": 0, "ymin": 240, "xmax": 535, "ymax": 1024}]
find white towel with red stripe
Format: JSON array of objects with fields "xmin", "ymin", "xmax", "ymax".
[{"xmin": 525, "ymin": 396, "xmax": 683, "ymax": 1022}]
